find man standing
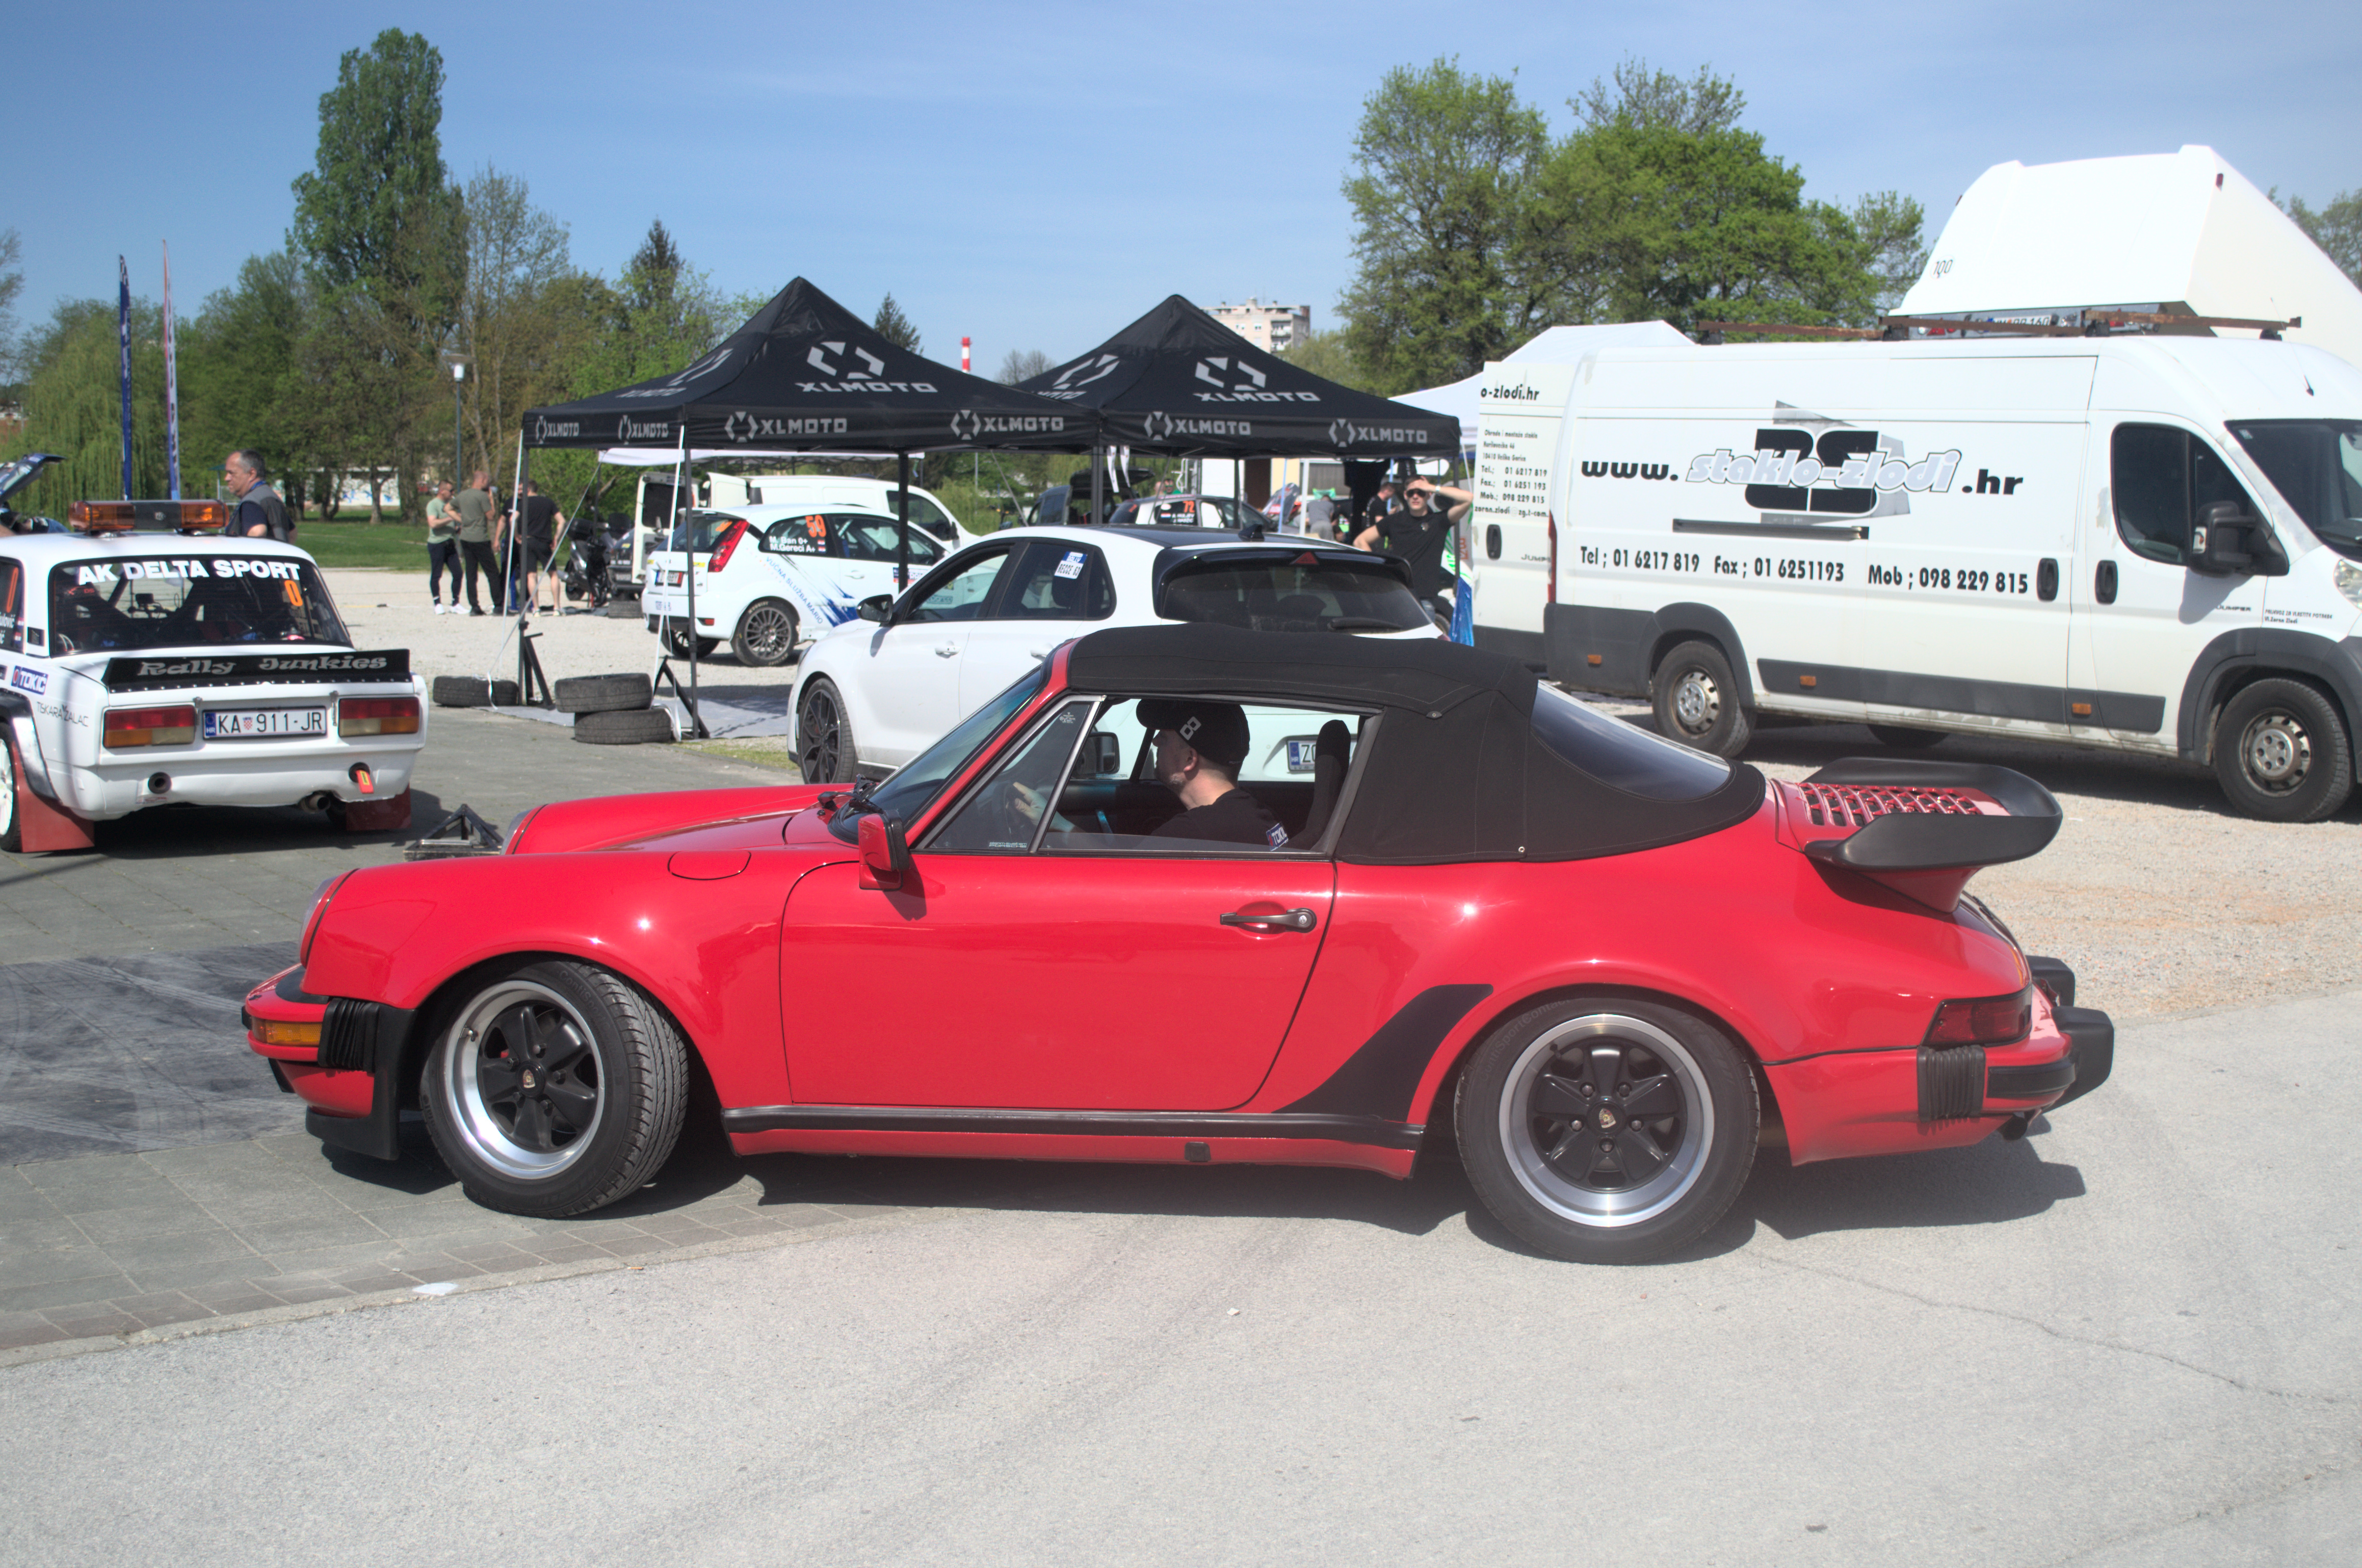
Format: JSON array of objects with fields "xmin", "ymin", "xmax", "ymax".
[
  {"xmin": 1303, "ymin": 490, "xmax": 1334, "ymax": 534},
  {"xmin": 517, "ymin": 480, "xmax": 565, "ymax": 618},
  {"xmin": 424, "ymin": 480, "xmax": 460, "ymax": 613},
  {"xmin": 1354, "ymin": 476, "xmax": 1472, "ymax": 616},
  {"xmin": 454, "ymin": 470, "xmax": 496, "ymax": 616},
  {"xmin": 222, "ymin": 451, "xmax": 293, "ymax": 541}
]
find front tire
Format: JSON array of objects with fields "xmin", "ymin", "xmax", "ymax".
[
  {"xmin": 2213, "ymin": 678, "xmax": 2353, "ymax": 822},
  {"xmin": 732, "ymin": 599, "xmax": 800, "ymax": 667},
  {"xmin": 421, "ymin": 960, "xmax": 689, "ymax": 1218},
  {"xmin": 1457, "ymin": 998, "xmax": 1756, "ymax": 1264},
  {"xmin": 796, "ymin": 677, "xmax": 859, "ymax": 783},
  {"xmin": 1651, "ymin": 640, "xmax": 1752, "ymax": 758},
  {"xmin": 0, "ymin": 734, "xmax": 23, "ymax": 854}
]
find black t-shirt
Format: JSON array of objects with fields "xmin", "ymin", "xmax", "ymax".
[
  {"xmin": 1386, "ymin": 505, "xmax": 1451, "ymax": 598},
  {"xmin": 1150, "ymin": 787, "xmax": 1289, "ymax": 849},
  {"xmin": 521, "ymin": 494, "xmax": 560, "ymax": 543}
]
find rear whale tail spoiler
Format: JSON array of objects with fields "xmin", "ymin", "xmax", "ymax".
[{"xmin": 1778, "ymin": 757, "xmax": 2062, "ymax": 911}]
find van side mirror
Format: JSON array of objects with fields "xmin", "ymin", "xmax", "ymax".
[
  {"xmin": 856, "ymin": 813, "xmax": 913, "ymax": 891},
  {"xmin": 857, "ymin": 593, "xmax": 893, "ymax": 624},
  {"xmin": 2190, "ymin": 501, "xmax": 2278, "ymax": 576}
]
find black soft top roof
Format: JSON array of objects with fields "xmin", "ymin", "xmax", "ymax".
[{"xmin": 1063, "ymin": 625, "xmax": 1764, "ymax": 864}]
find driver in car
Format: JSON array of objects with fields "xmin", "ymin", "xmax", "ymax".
[{"xmin": 1140, "ymin": 699, "xmax": 1289, "ymax": 848}]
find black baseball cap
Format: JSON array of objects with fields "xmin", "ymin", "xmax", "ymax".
[{"xmin": 1138, "ymin": 698, "xmax": 1250, "ymax": 770}]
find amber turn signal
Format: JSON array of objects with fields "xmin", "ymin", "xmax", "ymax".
[
  {"xmin": 253, "ymin": 1019, "xmax": 322, "ymax": 1048},
  {"xmin": 103, "ymin": 704, "xmax": 197, "ymax": 748},
  {"xmin": 338, "ymin": 696, "xmax": 421, "ymax": 737}
]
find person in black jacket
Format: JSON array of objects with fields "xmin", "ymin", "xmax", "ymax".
[
  {"xmin": 1141, "ymin": 699, "xmax": 1288, "ymax": 848},
  {"xmin": 223, "ymin": 451, "xmax": 293, "ymax": 541}
]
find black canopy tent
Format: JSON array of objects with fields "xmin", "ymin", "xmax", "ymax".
[
  {"xmin": 517, "ymin": 277, "xmax": 1094, "ymax": 732},
  {"xmin": 1017, "ymin": 294, "xmax": 1460, "ymax": 520}
]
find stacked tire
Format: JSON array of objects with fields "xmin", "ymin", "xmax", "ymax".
[
  {"xmin": 431, "ymin": 675, "xmax": 521, "ymax": 708},
  {"xmin": 557, "ymin": 673, "xmax": 674, "ymax": 746}
]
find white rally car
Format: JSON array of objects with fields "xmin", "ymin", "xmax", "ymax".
[
  {"xmin": 642, "ymin": 504, "xmax": 948, "ymax": 666},
  {"xmin": 0, "ymin": 474, "xmax": 426, "ymax": 853},
  {"xmin": 789, "ymin": 522, "xmax": 1445, "ymax": 782}
]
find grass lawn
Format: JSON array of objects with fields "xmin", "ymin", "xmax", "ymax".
[{"xmin": 294, "ymin": 512, "xmax": 431, "ymax": 570}]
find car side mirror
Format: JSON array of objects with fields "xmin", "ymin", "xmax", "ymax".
[
  {"xmin": 1087, "ymin": 731, "xmax": 1122, "ymax": 776},
  {"xmin": 857, "ymin": 813, "xmax": 914, "ymax": 891},
  {"xmin": 857, "ymin": 593, "xmax": 893, "ymax": 624}
]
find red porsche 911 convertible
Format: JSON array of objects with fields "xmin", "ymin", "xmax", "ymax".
[{"xmin": 244, "ymin": 625, "xmax": 2111, "ymax": 1263}]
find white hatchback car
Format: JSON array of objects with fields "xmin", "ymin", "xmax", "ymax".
[
  {"xmin": 642, "ymin": 505, "xmax": 950, "ymax": 666},
  {"xmin": 0, "ymin": 489, "xmax": 426, "ymax": 853},
  {"xmin": 789, "ymin": 523, "xmax": 1443, "ymax": 782}
]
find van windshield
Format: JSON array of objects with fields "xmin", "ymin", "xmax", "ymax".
[{"xmin": 2227, "ymin": 421, "xmax": 2362, "ymax": 561}]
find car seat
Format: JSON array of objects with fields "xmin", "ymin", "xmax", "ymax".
[{"xmin": 1297, "ymin": 720, "xmax": 1353, "ymax": 843}]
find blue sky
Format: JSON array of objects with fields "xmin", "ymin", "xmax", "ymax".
[{"xmin": 10, "ymin": 0, "xmax": 2356, "ymax": 372}]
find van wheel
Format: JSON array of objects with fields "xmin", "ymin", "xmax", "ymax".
[
  {"xmin": 1866, "ymin": 723, "xmax": 1947, "ymax": 749},
  {"xmin": 731, "ymin": 600, "xmax": 800, "ymax": 667},
  {"xmin": 2213, "ymin": 678, "xmax": 2353, "ymax": 822},
  {"xmin": 1456, "ymin": 997, "xmax": 1757, "ymax": 1264},
  {"xmin": 1652, "ymin": 641, "xmax": 1751, "ymax": 757}
]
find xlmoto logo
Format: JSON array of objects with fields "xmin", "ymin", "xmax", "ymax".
[{"xmin": 1193, "ymin": 357, "xmax": 1319, "ymax": 404}]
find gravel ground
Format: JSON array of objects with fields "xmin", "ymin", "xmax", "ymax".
[{"xmin": 325, "ymin": 567, "xmax": 2358, "ymax": 1023}]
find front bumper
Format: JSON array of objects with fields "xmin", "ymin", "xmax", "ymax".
[{"xmin": 244, "ymin": 965, "xmax": 410, "ymax": 1161}]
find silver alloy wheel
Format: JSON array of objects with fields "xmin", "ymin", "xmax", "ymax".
[
  {"xmin": 1499, "ymin": 1011, "xmax": 1714, "ymax": 1228},
  {"xmin": 1671, "ymin": 668, "xmax": 1721, "ymax": 737},
  {"xmin": 439, "ymin": 978, "xmax": 607, "ymax": 1180},
  {"xmin": 2239, "ymin": 709, "xmax": 2312, "ymax": 794},
  {"xmin": 738, "ymin": 602, "xmax": 795, "ymax": 663}
]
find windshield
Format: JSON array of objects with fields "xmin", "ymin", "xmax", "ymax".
[
  {"xmin": 1531, "ymin": 684, "xmax": 1733, "ymax": 800},
  {"xmin": 1160, "ymin": 556, "xmax": 1432, "ymax": 633},
  {"xmin": 2226, "ymin": 421, "xmax": 2362, "ymax": 561},
  {"xmin": 47, "ymin": 555, "xmax": 351, "ymax": 656},
  {"xmin": 830, "ymin": 663, "xmax": 1052, "ymax": 840}
]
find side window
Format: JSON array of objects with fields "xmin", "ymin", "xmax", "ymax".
[
  {"xmin": 2111, "ymin": 424, "xmax": 2260, "ymax": 566},
  {"xmin": 904, "ymin": 548, "xmax": 1011, "ymax": 622},
  {"xmin": 926, "ymin": 699, "xmax": 1092, "ymax": 853},
  {"xmin": 762, "ymin": 514, "xmax": 829, "ymax": 556},
  {"xmin": 840, "ymin": 514, "xmax": 943, "ymax": 566},
  {"xmin": 1001, "ymin": 541, "xmax": 1116, "ymax": 621},
  {"xmin": 0, "ymin": 559, "xmax": 22, "ymax": 654},
  {"xmin": 1025, "ymin": 696, "xmax": 1368, "ymax": 855}
]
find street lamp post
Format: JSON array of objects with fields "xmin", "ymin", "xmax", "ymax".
[{"xmin": 442, "ymin": 354, "xmax": 470, "ymax": 483}]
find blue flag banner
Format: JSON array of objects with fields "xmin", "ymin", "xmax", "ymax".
[
  {"xmin": 117, "ymin": 257, "xmax": 134, "ymax": 501},
  {"xmin": 162, "ymin": 242, "xmax": 180, "ymax": 500}
]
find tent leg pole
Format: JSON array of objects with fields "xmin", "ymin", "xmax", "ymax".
[
  {"xmin": 1090, "ymin": 445, "xmax": 1103, "ymax": 524},
  {"xmin": 681, "ymin": 431, "xmax": 700, "ymax": 740},
  {"xmin": 896, "ymin": 451, "xmax": 911, "ymax": 599}
]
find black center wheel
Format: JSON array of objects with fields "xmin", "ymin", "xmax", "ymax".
[
  {"xmin": 1651, "ymin": 640, "xmax": 1752, "ymax": 758},
  {"xmin": 2212, "ymin": 678, "xmax": 2353, "ymax": 823},
  {"xmin": 796, "ymin": 677, "xmax": 859, "ymax": 784},
  {"xmin": 1457, "ymin": 997, "xmax": 1756, "ymax": 1264},
  {"xmin": 0, "ymin": 735, "xmax": 22, "ymax": 854},
  {"xmin": 732, "ymin": 599, "xmax": 800, "ymax": 667},
  {"xmin": 421, "ymin": 959, "xmax": 688, "ymax": 1217}
]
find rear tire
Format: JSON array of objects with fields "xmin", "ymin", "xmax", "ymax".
[
  {"xmin": 2213, "ymin": 678, "xmax": 2353, "ymax": 822},
  {"xmin": 731, "ymin": 599, "xmax": 800, "ymax": 667},
  {"xmin": 0, "ymin": 735, "xmax": 23, "ymax": 854},
  {"xmin": 554, "ymin": 673, "xmax": 654, "ymax": 715},
  {"xmin": 1651, "ymin": 640, "xmax": 1751, "ymax": 758},
  {"xmin": 1457, "ymin": 997, "xmax": 1756, "ymax": 1264},
  {"xmin": 659, "ymin": 620, "xmax": 720, "ymax": 660},
  {"xmin": 1866, "ymin": 723, "xmax": 1947, "ymax": 749},
  {"xmin": 796, "ymin": 678, "xmax": 858, "ymax": 783},
  {"xmin": 421, "ymin": 959, "xmax": 689, "ymax": 1218}
]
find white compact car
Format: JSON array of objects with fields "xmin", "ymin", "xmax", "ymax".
[
  {"xmin": 641, "ymin": 504, "xmax": 951, "ymax": 666},
  {"xmin": 789, "ymin": 522, "xmax": 1444, "ymax": 782},
  {"xmin": 0, "ymin": 480, "xmax": 426, "ymax": 853}
]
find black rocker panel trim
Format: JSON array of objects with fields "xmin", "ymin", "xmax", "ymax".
[
  {"xmin": 718, "ymin": 1106, "xmax": 1425, "ymax": 1151},
  {"xmin": 1279, "ymin": 983, "xmax": 1494, "ymax": 1122},
  {"xmin": 1759, "ymin": 660, "xmax": 2165, "ymax": 733}
]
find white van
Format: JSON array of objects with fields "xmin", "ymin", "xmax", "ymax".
[{"xmin": 1536, "ymin": 335, "xmax": 2362, "ymax": 821}]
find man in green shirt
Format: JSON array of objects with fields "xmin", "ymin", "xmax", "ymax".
[
  {"xmin": 454, "ymin": 472, "xmax": 495, "ymax": 616},
  {"xmin": 425, "ymin": 480, "xmax": 461, "ymax": 613}
]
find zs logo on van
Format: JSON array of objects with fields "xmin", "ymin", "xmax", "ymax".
[{"xmin": 1681, "ymin": 427, "xmax": 1975, "ymax": 517}]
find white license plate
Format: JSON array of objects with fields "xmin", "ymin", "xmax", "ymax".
[{"xmin": 203, "ymin": 707, "xmax": 327, "ymax": 740}]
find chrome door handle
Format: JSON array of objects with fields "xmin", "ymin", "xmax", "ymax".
[
  {"xmin": 936, "ymin": 643, "xmax": 959, "ymax": 657},
  {"xmin": 1220, "ymin": 907, "xmax": 1316, "ymax": 933}
]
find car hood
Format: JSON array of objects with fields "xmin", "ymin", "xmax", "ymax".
[{"xmin": 516, "ymin": 783, "xmax": 838, "ymax": 855}]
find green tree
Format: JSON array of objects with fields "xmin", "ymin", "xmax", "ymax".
[
  {"xmin": 1570, "ymin": 57, "xmax": 1746, "ymax": 136},
  {"xmin": 0, "ymin": 227, "xmax": 23, "ymax": 385},
  {"xmin": 1336, "ymin": 58, "xmax": 1556, "ymax": 393},
  {"xmin": 176, "ymin": 251, "xmax": 324, "ymax": 512},
  {"xmin": 287, "ymin": 28, "xmax": 465, "ymax": 521},
  {"xmin": 455, "ymin": 167, "xmax": 601, "ymax": 482},
  {"xmin": 2279, "ymin": 189, "xmax": 2361, "ymax": 288},
  {"xmin": 873, "ymin": 293, "xmax": 922, "ymax": 353},
  {"xmin": 996, "ymin": 347, "xmax": 1052, "ymax": 384},
  {"xmin": 1279, "ymin": 327, "xmax": 1379, "ymax": 391},
  {"xmin": 5, "ymin": 297, "xmax": 174, "ymax": 515}
]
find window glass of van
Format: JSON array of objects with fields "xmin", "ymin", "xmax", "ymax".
[
  {"xmin": 2110, "ymin": 425, "xmax": 2261, "ymax": 566},
  {"xmin": 2227, "ymin": 420, "xmax": 2362, "ymax": 562}
]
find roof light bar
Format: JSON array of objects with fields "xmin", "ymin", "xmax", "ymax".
[{"xmin": 68, "ymin": 500, "xmax": 229, "ymax": 535}]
